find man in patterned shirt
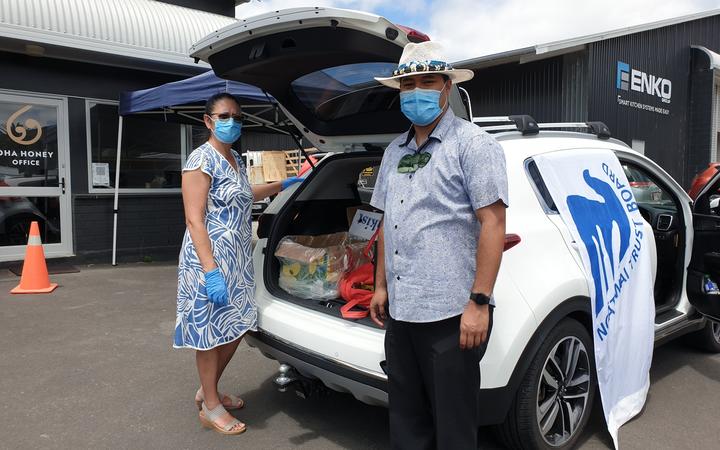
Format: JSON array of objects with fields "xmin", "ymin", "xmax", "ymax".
[{"xmin": 370, "ymin": 41, "xmax": 509, "ymax": 449}]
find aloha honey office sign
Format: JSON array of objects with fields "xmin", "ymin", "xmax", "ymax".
[
  {"xmin": 0, "ymin": 102, "xmax": 58, "ymax": 171},
  {"xmin": 7, "ymin": 105, "xmax": 42, "ymax": 145}
]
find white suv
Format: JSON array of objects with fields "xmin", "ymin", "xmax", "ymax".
[{"xmin": 191, "ymin": 8, "xmax": 720, "ymax": 449}]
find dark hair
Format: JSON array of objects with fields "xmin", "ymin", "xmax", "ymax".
[{"xmin": 205, "ymin": 92, "xmax": 241, "ymax": 116}]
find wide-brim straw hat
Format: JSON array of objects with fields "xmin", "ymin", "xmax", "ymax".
[{"xmin": 374, "ymin": 41, "xmax": 474, "ymax": 89}]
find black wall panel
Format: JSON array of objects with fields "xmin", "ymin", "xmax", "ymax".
[
  {"xmin": 687, "ymin": 49, "xmax": 716, "ymax": 186},
  {"xmin": 74, "ymin": 195, "xmax": 185, "ymax": 263},
  {"xmin": 1, "ymin": 52, "xmax": 187, "ymax": 261},
  {"xmin": 464, "ymin": 56, "xmax": 566, "ymax": 122},
  {"xmin": 587, "ymin": 15, "xmax": 720, "ymax": 187},
  {"xmin": 158, "ymin": 0, "xmax": 236, "ymax": 17},
  {"xmin": 1, "ymin": 51, "xmax": 184, "ymax": 101}
]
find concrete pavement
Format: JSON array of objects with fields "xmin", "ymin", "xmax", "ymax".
[{"xmin": 1, "ymin": 263, "xmax": 719, "ymax": 449}]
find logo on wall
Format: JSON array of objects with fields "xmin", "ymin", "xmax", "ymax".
[
  {"xmin": 6, "ymin": 105, "xmax": 43, "ymax": 145},
  {"xmin": 616, "ymin": 61, "xmax": 672, "ymax": 104}
]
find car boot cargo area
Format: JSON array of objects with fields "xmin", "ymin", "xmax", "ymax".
[{"xmin": 262, "ymin": 153, "xmax": 384, "ymax": 327}]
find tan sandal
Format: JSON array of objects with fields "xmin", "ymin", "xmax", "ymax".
[
  {"xmin": 199, "ymin": 403, "xmax": 246, "ymax": 435},
  {"xmin": 195, "ymin": 388, "xmax": 245, "ymax": 411}
]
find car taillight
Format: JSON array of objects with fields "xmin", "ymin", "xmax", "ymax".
[
  {"xmin": 396, "ymin": 24, "xmax": 430, "ymax": 43},
  {"xmin": 629, "ymin": 181, "xmax": 651, "ymax": 188},
  {"xmin": 504, "ymin": 234, "xmax": 521, "ymax": 251}
]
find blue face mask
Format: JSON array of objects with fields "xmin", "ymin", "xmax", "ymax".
[
  {"xmin": 212, "ymin": 118, "xmax": 242, "ymax": 144},
  {"xmin": 399, "ymin": 85, "xmax": 447, "ymax": 126}
]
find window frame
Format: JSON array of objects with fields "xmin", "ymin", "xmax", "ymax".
[
  {"xmin": 85, "ymin": 99, "xmax": 189, "ymax": 195},
  {"xmin": 524, "ymin": 158, "xmax": 559, "ymax": 214},
  {"xmin": 619, "ymin": 160, "xmax": 678, "ymax": 211}
]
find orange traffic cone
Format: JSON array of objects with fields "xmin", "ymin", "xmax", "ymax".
[{"xmin": 11, "ymin": 221, "xmax": 58, "ymax": 294}]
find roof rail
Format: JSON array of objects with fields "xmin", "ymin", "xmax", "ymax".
[
  {"xmin": 472, "ymin": 115, "xmax": 539, "ymax": 136},
  {"xmin": 474, "ymin": 117, "xmax": 612, "ymax": 140}
]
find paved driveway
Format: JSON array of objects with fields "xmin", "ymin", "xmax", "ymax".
[{"xmin": 1, "ymin": 264, "xmax": 718, "ymax": 449}]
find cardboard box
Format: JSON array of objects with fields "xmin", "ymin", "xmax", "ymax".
[{"xmin": 262, "ymin": 151, "xmax": 288, "ymax": 182}]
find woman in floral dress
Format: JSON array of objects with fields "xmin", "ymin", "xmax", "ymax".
[{"xmin": 174, "ymin": 93, "xmax": 301, "ymax": 435}]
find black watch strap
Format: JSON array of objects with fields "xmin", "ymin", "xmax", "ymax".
[{"xmin": 469, "ymin": 292, "xmax": 492, "ymax": 305}]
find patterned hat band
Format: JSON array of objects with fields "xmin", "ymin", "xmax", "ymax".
[{"xmin": 392, "ymin": 60, "xmax": 454, "ymax": 77}]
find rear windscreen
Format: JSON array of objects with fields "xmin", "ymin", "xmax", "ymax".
[{"xmin": 291, "ymin": 62, "xmax": 399, "ymax": 122}]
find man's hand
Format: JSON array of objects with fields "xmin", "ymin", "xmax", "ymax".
[
  {"xmin": 459, "ymin": 302, "xmax": 491, "ymax": 349},
  {"xmin": 370, "ymin": 288, "xmax": 388, "ymax": 327}
]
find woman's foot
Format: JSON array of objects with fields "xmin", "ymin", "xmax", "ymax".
[
  {"xmin": 195, "ymin": 387, "xmax": 245, "ymax": 410},
  {"xmin": 199, "ymin": 402, "xmax": 246, "ymax": 435}
]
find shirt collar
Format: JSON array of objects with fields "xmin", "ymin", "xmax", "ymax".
[{"xmin": 399, "ymin": 108, "xmax": 456, "ymax": 149}]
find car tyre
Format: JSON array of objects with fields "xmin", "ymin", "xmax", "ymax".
[
  {"xmin": 495, "ymin": 318, "xmax": 596, "ymax": 450},
  {"xmin": 686, "ymin": 319, "xmax": 720, "ymax": 353}
]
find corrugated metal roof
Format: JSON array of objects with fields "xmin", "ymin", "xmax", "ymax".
[
  {"xmin": 457, "ymin": 8, "xmax": 720, "ymax": 69},
  {"xmin": 0, "ymin": 0, "xmax": 236, "ymax": 67}
]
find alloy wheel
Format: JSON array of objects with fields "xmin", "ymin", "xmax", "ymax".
[
  {"xmin": 712, "ymin": 321, "xmax": 720, "ymax": 344},
  {"xmin": 536, "ymin": 336, "xmax": 591, "ymax": 447}
]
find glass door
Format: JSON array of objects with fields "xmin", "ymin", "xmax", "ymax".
[{"xmin": 0, "ymin": 92, "xmax": 72, "ymax": 261}]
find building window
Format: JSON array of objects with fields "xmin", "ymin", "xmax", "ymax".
[
  {"xmin": 86, "ymin": 101, "xmax": 187, "ymax": 193},
  {"xmin": 191, "ymin": 125, "xmax": 210, "ymax": 150}
]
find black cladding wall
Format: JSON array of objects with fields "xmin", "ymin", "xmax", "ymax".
[
  {"xmin": 465, "ymin": 14, "xmax": 720, "ymax": 188},
  {"xmin": 2, "ymin": 51, "xmax": 302, "ymax": 262},
  {"xmin": 157, "ymin": 0, "xmax": 236, "ymax": 17},
  {"xmin": 2, "ymin": 51, "xmax": 188, "ymax": 262},
  {"xmin": 463, "ymin": 56, "xmax": 567, "ymax": 122},
  {"xmin": 587, "ymin": 14, "xmax": 720, "ymax": 187},
  {"xmin": 463, "ymin": 51, "xmax": 590, "ymax": 123}
]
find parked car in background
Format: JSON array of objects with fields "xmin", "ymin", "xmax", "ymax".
[
  {"xmin": 192, "ymin": 7, "xmax": 720, "ymax": 449},
  {"xmin": 688, "ymin": 163, "xmax": 720, "ymax": 214},
  {"xmin": 688, "ymin": 162, "xmax": 720, "ymax": 199}
]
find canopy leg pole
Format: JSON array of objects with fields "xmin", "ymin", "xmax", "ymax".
[{"xmin": 112, "ymin": 116, "xmax": 123, "ymax": 266}]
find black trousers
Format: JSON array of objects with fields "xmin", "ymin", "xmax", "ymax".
[{"xmin": 385, "ymin": 310, "xmax": 493, "ymax": 450}]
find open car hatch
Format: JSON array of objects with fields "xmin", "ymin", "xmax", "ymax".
[{"xmin": 190, "ymin": 7, "xmax": 430, "ymax": 149}]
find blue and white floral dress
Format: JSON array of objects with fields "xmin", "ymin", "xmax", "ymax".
[{"xmin": 174, "ymin": 142, "xmax": 257, "ymax": 350}]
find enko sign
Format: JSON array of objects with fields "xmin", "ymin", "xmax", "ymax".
[{"xmin": 616, "ymin": 61, "xmax": 672, "ymax": 104}]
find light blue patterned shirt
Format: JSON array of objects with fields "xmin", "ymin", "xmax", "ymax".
[{"xmin": 370, "ymin": 109, "xmax": 508, "ymax": 323}]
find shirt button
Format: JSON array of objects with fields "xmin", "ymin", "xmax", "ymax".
[
  {"xmin": 394, "ymin": 225, "xmax": 398, "ymax": 229},
  {"xmin": 409, "ymin": 175, "xmax": 413, "ymax": 179},
  {"xmin": 396, "ymin": 276, "xmax": 400, "ymax": 280},
  {"xmin": 394, "ymin": 250, "xmax": 398, "ymax": 255},
  {"xmin": 400, "ymin": 199, "xmax": 404, "ymax": 204}
]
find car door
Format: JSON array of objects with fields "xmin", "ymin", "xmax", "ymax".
[
  {"xmin": 190, "ymin": 7, "xmax": 468, "ymax": 151},
  {"xmin": 687, "ymin": 170, "xmax": 720, "ymax": 321}
]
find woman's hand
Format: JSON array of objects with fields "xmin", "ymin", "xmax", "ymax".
[
  {"xmin": 281, "ymin": 176, "xmax": 303, "ymax": 190},
  {"xmin": 205, "ymin": 268, "xmax": 228, "ymax": 306},
  {"xmin": 252, "ymin": 177, "xmax": 304, "ymax": 201}
]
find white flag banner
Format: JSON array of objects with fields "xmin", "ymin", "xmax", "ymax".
[{"xmin": 534, "ymin": 149, "xmax": 655, "ymax": 448}]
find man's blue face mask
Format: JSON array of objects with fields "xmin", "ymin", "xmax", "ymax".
[
  {"xmin": 212, "ymin": 117, "xmax": 242, "ymax": 144},
  {"xmin": 399, "ymin": 82, "xmax": 448, "ymax": 126}
]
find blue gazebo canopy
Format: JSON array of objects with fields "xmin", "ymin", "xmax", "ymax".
[
  {"xmin": 119, "ymin": 70, "xmax": 274, "ymax": 116},
  {"xmin": 111, "ymin": 71, "xmax": 291, "ymax": 265}
]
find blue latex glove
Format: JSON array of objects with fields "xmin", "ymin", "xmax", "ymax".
[
  {"xmin": 281, "ymin": 176, "xmax": 303, "ymax": 191},
  {"xmin": 204, "ymin": 268, "xmax": 228, "ymax": 306}
]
